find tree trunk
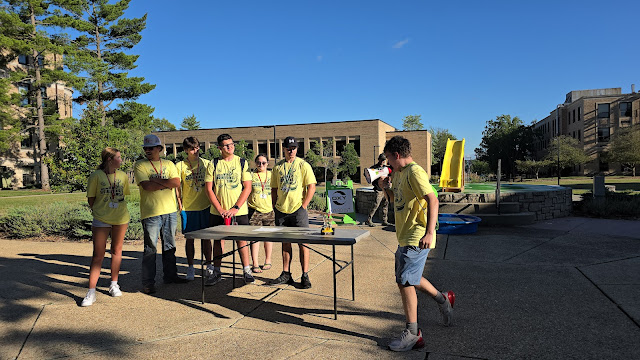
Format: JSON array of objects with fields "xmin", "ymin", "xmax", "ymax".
[
  {"xmin": 93, "ymin": 3, "xmax": 106, "ymax": 126},
  {"xmin": 31, "ymin": 6, "xmax": 50, "ymax": 191}
]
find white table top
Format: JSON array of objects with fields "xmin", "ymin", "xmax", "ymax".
[{"xmin": 184, "ymin": 225, "xmax": 370, "ymax": 245}]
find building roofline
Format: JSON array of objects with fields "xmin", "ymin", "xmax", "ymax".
[{"xmin": 154, "ymin": 118, "xmax": 396, "ymax": 133}]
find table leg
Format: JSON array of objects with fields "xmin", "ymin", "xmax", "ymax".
[
  {"xmin": 333, "ymin": 244, "xmax": 337, "ymax": 320},
  {"xmin": 351, "ymin": 244, "xmax": 355, "ymax": 301},
  {"xmin": 201, "ymin": 239, "xmax": 205, "ymax": 304}
]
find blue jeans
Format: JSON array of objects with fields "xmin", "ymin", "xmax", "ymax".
[{"xmin": 142, "ymin": 212, "xmax": 178, "ymax": 286}]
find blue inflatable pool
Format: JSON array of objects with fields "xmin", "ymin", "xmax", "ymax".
[{"xmin": 438, "ymin": 214, "xmax": 482, "ymax": 234}]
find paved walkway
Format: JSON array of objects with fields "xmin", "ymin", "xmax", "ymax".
[{"xmin": 1, "ymin": 216, "xmax": 639, "ymax": 359}]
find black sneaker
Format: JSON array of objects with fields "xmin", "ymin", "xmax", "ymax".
[
  {"xmin": 142, "ymin": 284, "xmax": 156, "ymax": 294},
  {"xmin": 164, "ymin": 276, "xmax": 189, "ymax": 284},
  {"xmin": 270, "ymin": 271, "xmax": 294, "ymax": 285},
  {"xmin": 300, "ymin": 272, "xmax": 312, "ymax": 289}
]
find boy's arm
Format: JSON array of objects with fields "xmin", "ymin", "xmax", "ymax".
[
  {"xmin": 301, "ymin": 183, "xmax": 316, "ymax": 209},
  {"xmin": 205, "ymin": 181, "xmax": 224, "ymax": 215},
  {"xmin": 223, "ymin": 179, "xmax": 252, "ymax": 218},
  {"xmin": 419, "ymin": 192, "xmax": 439, "ymax": 249}
]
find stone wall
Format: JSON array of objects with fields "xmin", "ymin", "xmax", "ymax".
[{"xmin": 355, "ymin": 187, "xmax": 573, "ymax": 222}]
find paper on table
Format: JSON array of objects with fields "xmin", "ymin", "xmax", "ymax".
[{"xmin": 253, "ymin": 227, "xmax": 284, "ymax": 232}]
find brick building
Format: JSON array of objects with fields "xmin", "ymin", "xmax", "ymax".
[
  {"xmin": 153, "ymin": 119, "xmax": 432, "ymax": 184},
  {"xmin": 533, "ymin": 86, "xmax": 640, "ymax": 174}
]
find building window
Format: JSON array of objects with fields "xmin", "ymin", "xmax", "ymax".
[
  {"xmin": 572, "ymin": 109, "xmax": 576, "ymax": 123},
  {"xmin": 166, "ymin": 144, "xmax": 174, "ymax": 155},
  {"xmin": 297, "ymin": 140, "xmax": 305, "ymax": 158},
  {"xmin": 349, "ymin": 136, "xmax": 361, "ymax": 156},
  {"xmin": 322, "ymin": 138, "xmax": 333, "ymax": 157},
  {"xmin": 335, "ymin": 137, "xmax": 346, "ymax": 156},
  {"xmin": 597, "ymin": 103, "xmax": 610, "ymax": 118},
  {"xmin": 578, "ymin": 130, "xmax": 581, "ymax": 141},
  {"xmin": 578, "ymin": 107, "xmax": 581, "ymax": 121},
  {"xmin": 573, "ymin": 131, "xmax": 576, "ymax": 138},
  {"xmin": 18, "ymin": 54, "xmax": 28, "ymax": 65},
  {"xmin": 23, "ymin": 172, "xmax": 35, "ymax": 187},
  {"xmin": 21, "ymin": 129, "xmax": 34, "ymax": 148},
  {"xmin": 620, "ymin": 102, "xmax": 632, "ymax": 117},
  {"xmin": 269, "ymin": 140, "xmax": 281, "ymax": 159},
  {"xmin": 257, "ymin": 141, "xmax": 267, "ymax": 157},
  {"xmin": 18, "ymin": 84, "xmax": 29, "ymax": 106},
  {"xmin": 597, "ymin": 126, "xmax": 610, "ymax": 142}
]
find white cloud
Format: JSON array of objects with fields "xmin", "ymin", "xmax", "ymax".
[{"xmin": 392, "ymin": 38, "xmax": 409, "ymax": 49}]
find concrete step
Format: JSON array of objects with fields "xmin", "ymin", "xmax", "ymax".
[
  {"xmin": 439, "ymin": 202, "xmax": 520, "ymax": 214},
  {"xmin": 475, "ymin": 212, "xmax": 536, "ymax": 226}
]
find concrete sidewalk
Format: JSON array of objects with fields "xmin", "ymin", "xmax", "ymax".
[{"xmin": 1, "ymin": 216, "xmax": 639, "ymax": 359}]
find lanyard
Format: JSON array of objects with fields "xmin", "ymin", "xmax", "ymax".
[
  {"xmin": 284, "ymin": 159, "xmax": 296, "ymax": 185},
  {"xmin": 187, "ymin": 158, "xmax": 200, "ymax": 187},
  {"xmin": 256, "ymin": 171, "xmax": 267, "ymax": 192},
  {"xmin": 104, "ymin": 170, "xmax": 116, "ymax": 200},
  {"xmin": 149, "ymin": 159, "xmax": 162, "ymax": 177}
]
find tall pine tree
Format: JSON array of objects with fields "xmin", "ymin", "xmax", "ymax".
[
  {"xmin": 58, "ymin": 0, "xmax": 155, "ymax": 125},
  {"xmin": 0, "ymin": 0, "xmax": 78, "ymax": 191}
]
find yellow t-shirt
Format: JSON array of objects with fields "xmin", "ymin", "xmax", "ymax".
[
  {"xmin": 86, "ymin": 170, "xmax": 130, "ymax": 225},
  {"xmin": 391, "ymin": 162, "xmax": 437, "ymax": 248},
  {"xmin": 248, "ymin": 170, "xmax": 273, "ymax": 213},
  {"xmin": 177, "ymin": 158, "xmax": 211, "ymax": 211},
  {"xmin": 271, "ymin": 158, "xmax": 316, "ymax": 214},
  {"xmin": 134, "ymin": 159, "xmax": 179, "ymax": 220},
  {"xmin": 205, "ymin": 156, "xmax": 251, "ymax": 216}
]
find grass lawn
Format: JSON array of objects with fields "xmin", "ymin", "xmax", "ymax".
[
  {"xmin": 518, "ymin": 176, "xmax": 640, "ymax": 194},
  {"xmin": 0, "ymin": 188, "xmax": 140, "ymax": 217}
]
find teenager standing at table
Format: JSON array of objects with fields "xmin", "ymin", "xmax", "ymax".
[
  {"xmin": 81, "ymin": 147, "xmax": 130, "ymax": 306},
  {"xmin": 270, "ymin": 136, "xmax": 316, "ymax": 289},
  {"xmin": 381, "ymin": 135, "xmax": 454, "ymax": 352},
  {"xmin": 247, "ymin": 154, "xmax": 274, "ymax": 273},
  {"xmin": 134, "ymin": 134, "xmax": 188, "ymax": 295},
  {"xmin": 176, "ymin": 136, "xmax": 212, "ymax": 280},
  {"xmin": 204, "ymin": 134, "xmax": 254, "ymax": 285}
]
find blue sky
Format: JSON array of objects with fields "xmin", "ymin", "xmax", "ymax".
[{"xmin": 102, "ymin": 0, "xmax": 640, "ymax": 156}]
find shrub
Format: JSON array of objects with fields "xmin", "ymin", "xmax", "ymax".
[
  {"xmin": 574, "ymin": 192, "xmax": 640, "ymax": 219},
  {"xmin": 308, "ymin": 193, "xmax": 327, "ymax": 212},
  {"xmin": 0, "ymin": 201, "xmax": 145, "ymax": 240}
]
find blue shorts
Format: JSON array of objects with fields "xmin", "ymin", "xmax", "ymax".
[
  {"xmin": 395, "ymin": 245, "xmax": 430, "ymax": 286},
  {"xmin": 182, "ymin": 207, "xmax": 211, "ymax": 233}
]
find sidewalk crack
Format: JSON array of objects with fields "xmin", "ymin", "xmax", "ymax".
[{"xmin": 15, "ymin": 304, "xmax": 45, "ymax": 359}]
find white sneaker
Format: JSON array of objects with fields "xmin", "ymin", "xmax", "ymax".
[
  {"xmin": 81, "ymin": 291, "xmax": 96, "ymax": 307},
  {"xmin": 186, "ymin": 267, "xmax": 196, "ymax": 281},
  {"xmin": 388, "ymin": 329, "xmax": 424, "ymax": 351},
  {"xmin": 108, "ymin": 284, "xmax": 122, "ymax": 297}
]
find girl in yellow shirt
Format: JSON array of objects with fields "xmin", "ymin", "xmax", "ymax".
[
  {"xmin": 247, "ymin": 154, "xmax": 274, "ymax": 273},
  {"xmin": 81, "ymin": 147, "xmax": 130, "ymax": 306}
]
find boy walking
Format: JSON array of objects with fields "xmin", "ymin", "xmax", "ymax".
[
  {"xmin": 135, "ymin": 134, "xmax": 188, "ymax": 295},
  {"xmin": 270, "ymin": 136, "xmax": 316, "ymax": 288},
  {"xmin": 381, "ymin": 136, "xmax": 454, "ymax": 352}
]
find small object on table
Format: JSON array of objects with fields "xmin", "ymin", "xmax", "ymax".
[{"xmin": 321, "ymin": 213, "xmax": 335, "ymax": 235}]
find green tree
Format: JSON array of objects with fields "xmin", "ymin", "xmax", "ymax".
[
  {"xmin": 0, "ymin": 78, "xmax": 21, "ymax": 155},
  {"xmin": 201, "ymin": 146, "xmax": 220, "ymax": 161},
  {"xmin": 515, "ymin": 159, "xmax": 552, "ymax": 179},
  {"xmin": 0, "ymin": 0, "xmax": 80, "ymax": 191},
  {"xmin": 110, "ymin": 101, "xmax": 154, "ymax": 130},
  {"xmin": 606, "ymin": 125, "xmax": 640, "ymax": 176},
  {"xmin": 428, "ymin": 127, "xmax": 457, "ymax": 168},
  {"xmin": 338, "ymin": 143, "xmax": 360, "ymax": 181},
  {"xmin": 305, "ymin": 139, "xmax": 338, "ymax": 182},
  {"xmin": 45, "ymin": 101, "xmax": 134, "ymax": 191},
  {"xmin": 180, "ymin": 114, "xmax": 200, "ymax": 130},
  {"xmin": 151, "ymin": 117, "xmax": 176, "ymax": 132},
  {"xmin": 60, "ymin": 0, "xmax": 155, "ymax": 125},
  {"xmin": 234, "ymin": 140, "xmax": 254, "ymax": 161},
  {"xmin": 402, "ymin": 114, "xmax": 423, "ymax": 131},
  {"xmin": 474, "ymin": 114, "xmax": 536, "ymax": 179},
  {"xmin": 543, "ymin": 135, "xmax": 589, "ymax": 174}
]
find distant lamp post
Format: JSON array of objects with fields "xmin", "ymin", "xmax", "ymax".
[{"xmin": 556, "ymin": 104, "xmax": 562, "ymax": 185}]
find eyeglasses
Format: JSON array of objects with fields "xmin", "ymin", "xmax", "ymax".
[
  {"xmin": 285, "ymin": 147, "xmax": 297, "ymax": 151},
  {"xmin": 219, "ymin": 142, "xmax": 235, "ymax": 149},
  {"xmin": 256, "ymin": 161, "xmax": 268, "ymax": 165}
]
